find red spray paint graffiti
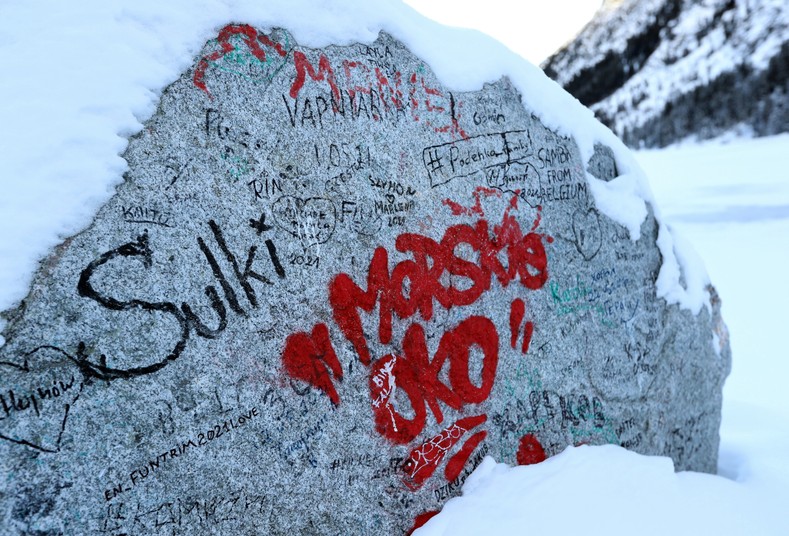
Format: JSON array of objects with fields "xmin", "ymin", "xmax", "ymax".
[
  {"xmin": 281, "ymin": 323, "xmax": 342, "ymax": 405},
  {"xmin": 193, "ymin": 24, "xmax": 288, "ymax": 98},
  {"xmin": 196, "ymin": 27, "xmax": 468, "ymax": 137},
  {"xmin": 329, "ymin": 207, "xmax": 548, "ymax": 367},
  {"xmin": 368, "ymin": 318, "xmax": 497, "ymax": 445},
  {"xmin": 290, "ymin": 51, "xmax": 341, "ymax": 104},
  {"xmin": 441, "ymin": 186, "xmax": 501, "ymax": 217},
  {"xmin": 286, "ymin": 49, "xmax": 468, "ymax": 138},
  {"xmin": 402, "ymin": 415, "xmax": 487, "ymax": 490},
  {"xmin": 444, "ymin": 428, "xmax": 487, "ymax": 482},
  {"xmin": 516, "ymin": 433, "xmax": 547, "ymax": 465},
  {"xmin": 509, "ymin": 298, "xmax": 533, "ymax": 354},
  {"xmin": 408, "ymin": 510, "xmax": 440, "ymax": 535},
  {"xmin": 281, "ymin": 196, "xmax": 549, "ymax": 490}
]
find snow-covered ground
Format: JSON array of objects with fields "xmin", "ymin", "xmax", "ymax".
[{"xmin": 416, "ymin": 134, "xmax": 789, "ymax": 535}]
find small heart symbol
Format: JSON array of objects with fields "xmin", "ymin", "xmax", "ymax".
[
  {"xmin": 272, "ymin": 196, "xmax": 337, "ymax": 246},
  {"xmin": 572, "ymin": 208, "xmax": 602, "ymax": 261}
]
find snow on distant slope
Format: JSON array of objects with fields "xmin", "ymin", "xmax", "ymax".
[{"xmin": 543, "ymin": 0, "xmax": 789, "ymax": 147}]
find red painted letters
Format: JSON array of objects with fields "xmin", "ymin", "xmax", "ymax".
[
  {"xmin": 330, "ymin": 214, "xmax": 548, "ymax": 366},
  {"xmin": 369, "ymin": 318, "xmax": 497, "ymax": 444},
  {"xmin": 509, "ymin": 298, "xmax": 533, "ymax": 354},
  {"xmin": 281, "ymin": 203, "xmax": 549, "ymax": 490},
  {"xmin": 290, "ymin": 51, "xmax": 341, "ymax": 104}
]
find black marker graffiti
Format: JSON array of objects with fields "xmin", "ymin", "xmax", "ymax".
[
  {"xmin": 422, "ymin": 130, "xmax": 533, "ymax": 188},
  {"xmin": 75, "ymin": 220, "xmax": 285, "ymax": 381},
  {"xmin": 0, "ymin": 219, "xmax": 286, "ymax": 452},
  {"xmin": 0, "ymin": 346, "xmax": 85, "ymax": 453},
  {"xmin": 77, "ymin": 232, "xmax": 191, "ymax": 380},
  {"xmin": 571, "ymin": 208, "xmax": 602, "ymax": 261}
]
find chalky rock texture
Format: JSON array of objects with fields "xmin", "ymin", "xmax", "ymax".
[{"xmin": 0, "ymin": 26, "xmax": 730, "ymax": 535}]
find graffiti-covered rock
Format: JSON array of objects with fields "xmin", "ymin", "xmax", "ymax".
[{"xmin": 0, "ymin": 24, "xmax": 730, "ymax": 535}]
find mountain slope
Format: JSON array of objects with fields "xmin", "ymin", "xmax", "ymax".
[{"xmin": 542, "ymin": 0, "xmax": 789, "ymax": 147}]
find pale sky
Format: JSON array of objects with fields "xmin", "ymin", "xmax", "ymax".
[{"xmin": 404, "ymin": 0, "xmax": 603, "ymax": 65}]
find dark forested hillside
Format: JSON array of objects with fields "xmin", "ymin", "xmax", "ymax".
[{"xmin": 542, "ymin": 0, "xmax": 789, "ymax": 147}]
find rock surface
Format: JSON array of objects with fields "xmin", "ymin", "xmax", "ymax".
[{"xmin": 0, "ymin": 25, "xmax": 730, "ymax": 535}]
